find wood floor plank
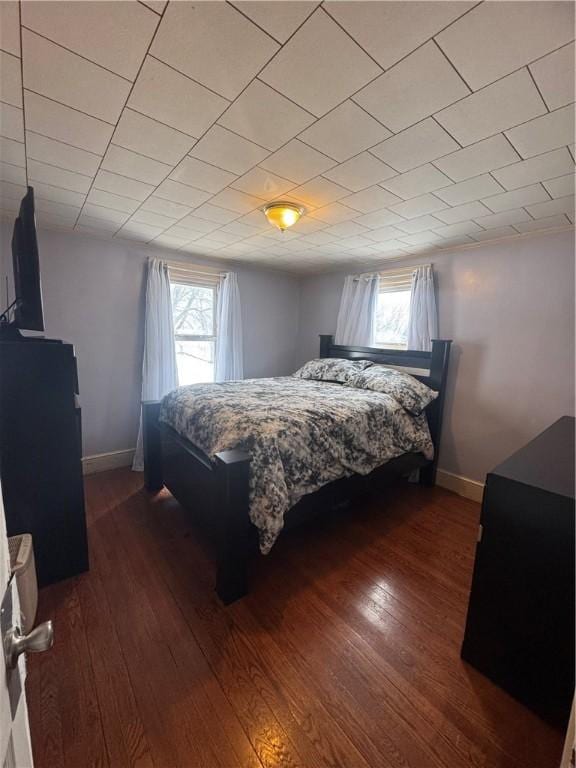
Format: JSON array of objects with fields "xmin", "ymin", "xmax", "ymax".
[{"xmin": 26, "ymin": 469, "xmax": 564, "ymax": 768}]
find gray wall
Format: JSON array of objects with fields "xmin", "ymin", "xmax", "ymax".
[
  {"xmin": 0, "ymin": 223, "xmax": 300, "ymax": 457},
  {"xmin": 297, "ymin": 230, "xmax": 575, "ymax": 482}
]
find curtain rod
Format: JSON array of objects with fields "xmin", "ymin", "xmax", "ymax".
[
  {"xmin": 165, "ymin": 259, "xmax": 228, "ymax": 277},
  {"xmin": 352, "ymin": 263, "xmax": 431, "ymax": 282}
]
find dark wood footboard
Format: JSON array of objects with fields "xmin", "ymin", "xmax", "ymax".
[{"xmin": 142, "ymin": 337, "xmax": 451, "ymax": 603}]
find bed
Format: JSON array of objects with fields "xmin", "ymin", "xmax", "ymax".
[{"xmin": 142, "ymin": 335, "xmax": 452, "ymax": 603}]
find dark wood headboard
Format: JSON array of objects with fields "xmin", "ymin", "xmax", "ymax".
[{"xmin": 319, "ymin": 335, "xmax": 452, "ymax": 482}]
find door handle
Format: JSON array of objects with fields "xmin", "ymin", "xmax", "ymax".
[{"xmin": 4, "ymin": 621, "xmax": 54, "ymax": 670}]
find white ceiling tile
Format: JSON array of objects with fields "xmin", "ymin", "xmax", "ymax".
[
  {"xmin": 83, "ymin": 203, "xmax": 130, "ymax": 225},
  {"xmin": 435, "ymin": 70, "xmax": 546, "ymax": 147},
  {"xmin": 435, "ymin": 174, "xmax": 503, "ymax": 206},
  {"xmin": 26, "ymin": 132, "xmax": 101, "ymax": 176},
  {"xmin": 492, "ymin": 148, "xmax": 574, "ymax": 191},
  {"xmin": 130, "ymin": 208, "xmax": 176, "ymax": 229},
  {"xmin": 128, "ymin": 57, "xmax": 228, "ymax": 138},
  {"xmin": 259, "ymin": 139, "xmax": 335, "ymax": 184},
  {"xmin": 0, "ymin": 162, "xmax": 26, "ymax": 185},
  {"xmin": 433, "ymin": 134, "xmax": 521, "ymax": 182},
  {"xmin": 190, "ymin": 125, "xmax": 269, "ymax": 176},
  {"xmin": 284, "ymin": 215, "xmax": 327, "ymax": 233},
  {"xmin": 436, "ymin": 1, "xmax": 574, "ymax": 91},
  {"xmin": 364, "ymin": 225, "xmax": 404, "ymax": 243},
  {"xmin": 514, "ymin": 214, "xmax": 572, "ymax": 232},
  {"xmin": 323, "ymin": 152, "xmax": 396, "ymax": 193},
  {"xmin": 93, "ymin": 170, "xmax": 154, "ymax": 202},
  {"xmin": 113, "ymin": 109, "xmax": 195, "ymax": 166},
  {"xmin": 525, "ymin": 195, "xmax": 575, "ymax": 220},
  {"xmin": 482, "ymin": 184, "xmax": 550, "ymax": 214},
  {"xmin": 395, "ymin": 214, "xmax": 445, "ymax": 234},
  {"xmin": 35, "ymin": 197, "xmax": 80, "ymax": 219},
  {"xmin": 473, "ymin": 208, "xmax": 532, "ymax": 229},
  {"xmin": 432, "ymin": 220, "xmax": 483, "ymax": 238},
  {"xmin": 218, "ymin": 79, "xmax": 314, "ymax": 152},
  {"xmin": 0, "ymin": 179, "xmax": 27, "ymax": 202},
  {"xmin": 505, "ymin": 106, "xmax": 575, "ymax": 159},
  {"xmin": 435, "ymin": 235, "xmax": 475, "ymax": 249},
  {"xmin": 102, "ymin": 145, "xmax": 171, "ymax": 185},
  {"xmin": 432, "ymin": 201, "xmax": 491, "ymax": 225},
  {"xmin": 389, "ymin": 193, "xmax": 448, "ymax": 219},
  {"xmin": 151, "ymin": 1, "xmax": 279, "ymax": 100},
  {"xmin": 342, "ymin": 186, "xmax": 402, "ymax": 213},
  {"xmin": 260, "ymin": 9, "xmax": 381, "ymax": 117},
  {"xmin": 298, "ymin": 100, "xmax": 391, "ymax": 163},
  {"xmin": 370, "ymin": 118, "xmax": 459, "ymax": 174},
  {"xmin": 470, "ymin": 226, "xmax": 519, "ymax": 241},
  {"xmin": 170, "ymin": 156, "xmax": 237, "ymax": 195},
  {"xmin": 381, "ymin": 164, "xmax": 452, "ymax": 200},
  {"xmin": 354, "ymin": 42, "xmax": 469, "ymax": 133},
  {"xmin": 529, "ymin": 42, "xmax": 575, "ymax": 112},
  {"xmin": 86, "ymin": 188, "xmax": 141, "ymax": 214},
  {"xmin": 140, "ymin": 2, "xmax": 166, "ymax": 14},
  {"xmin": 230, "ymin": 2, "xmax": 318, "ymax": 44},
  {"xmin": 0, "ymin": 102, "xmax": 23, "ymax": 142},
  {"xmin": 543, "ymin": 175, "xmax": 575, "ymax": 199},
  {"xmin": 398, "ymin": 230, "xmax": 443, "ymax": 245},
  {"xmin": 231, "ymin": 167, "xmax": 296, "ymax": 199},
  {"xmin": 290, "ymin": 177, "xmax": 350, "ymax": 208},
  {"xmin": 22, "ymin": 31, "xmax": 129, "ymax": 123},
  {"xmin": 117, "ymin": 221, "xmax": 164, "ymax": 241},
  {"xmin": 209, "ymin": 188, "xmax": 263, "ymax": 214},
  {"xmin": 324, "ymin": 221, "xmax": 369, "ymax": 239},
  {"xmin": 34, "ymin": 182, "xmax": 86, "ymax": 208},
  {"xmin": 24, "ymin": 91, "xmax": 114, "ymax": 155},
  {"xmin": 154, "ymin": 179, "xmax": 212, "ymax": 208},
  {"xmin": 28, "ymin": 160, "xmax": 92, "ymax": 193},
  {"xmin": 307, "ymin": 202, "xmax": 360, "ymax": 225},
  {"xmin": 0, "ymin": 2, "xmax": 20, "ymax": 56},
  {"xmin": 353, "ymin": 209, "xmax": 405, "ymax": 229},
  {"xmin": 172, "ymin": 215, "xmax": 220, "ymax": 234},
  {"xmin": 21, "ymin": 0, "xmax": 158, "ymax": 81},
  {"xmin": 152, "ymin": 234, "xmax": 192, "ymax": 249},
  {"xmin": 220, "ymin": 221, "xmax": 264, "ymax": 238},
  {"xmin": 299, "ymin": 231, "xmax": 340, "ymax": 246},
  {"xmin": 140, "ymin": 196, "xmax": 192, "ymax": 220},
  {"xmin": 76, "ymin": 214, "xmax": 118, "ymax": 233},
  {"xmin": 1, "ymin": 137, "xmax": 25, "ymax": 167},
  {"xmin": 192, "ymin": 203, "xmax": 241, "ymax": 225},
  {"xmin": 0, "ymin": 51, "xmax": 22, "ymax": 107},
  {"xmin": 325, "ymin": 1, "xmax": 474, "ymax": 70}
]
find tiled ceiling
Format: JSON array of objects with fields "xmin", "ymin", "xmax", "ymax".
[{"xmin": 0, "ymin": 0, "xmax": 574, "ymax": 274}]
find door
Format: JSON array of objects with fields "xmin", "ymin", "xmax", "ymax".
[{"xmin": 0, "ymin": 482, "xmax": 34, "ymax": 768}]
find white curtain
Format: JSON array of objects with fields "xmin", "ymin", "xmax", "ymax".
[
  {"xmin": 132, "ymin": 258, "xmax": 179, "ymax": 471},
  {"xmin": 334, "ymin": 273, "xmax": 379, "ymax": 346},
  {"xmin": 215, "ymin": 272, "xmax": 243, "ymax": 381},
  {"xmin": 407, "ymin": 265, "xmax": 438, "ymax": 351}
]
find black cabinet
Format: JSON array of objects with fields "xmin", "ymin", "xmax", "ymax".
[
  {"xmin": 462, "ymin": 417, "xmax": 575, "ymax": 724},
  {"xmin": 0, "ymin": 338, "xmax": 89, "ymax": 586}
]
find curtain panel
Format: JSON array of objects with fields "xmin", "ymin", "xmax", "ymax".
[
  {"xmin": 406, "ymin": 265, "xmax": 438, "ymax": 352},
  {"xmin": 215, "ymin": 272, "xmax": 244, "ymax": 381},
  {"xmin": 335, "ymin": 273, "xmax": 380, "ymax": 346},
  {"xmin": 132, "ymin": 258, "xmax": 179, "ymax": 471}
]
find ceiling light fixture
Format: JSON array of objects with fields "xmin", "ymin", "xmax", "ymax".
[{"xmin": 263, "ymin": 202, "xmax": 304, "ymax": 231}]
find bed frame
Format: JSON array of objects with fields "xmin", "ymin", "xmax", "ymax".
[{"xmin": 142, "ymin": 336, "xmax": 452, "ymax": 604}]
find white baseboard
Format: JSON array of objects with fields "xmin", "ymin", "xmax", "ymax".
[
  {"xmin": 82, "ymin": 448, "xmax": 135, "ymax": 475},
  {"xmin": 436, "ymin": 469, "xmax": 485, "ymax": 503}
]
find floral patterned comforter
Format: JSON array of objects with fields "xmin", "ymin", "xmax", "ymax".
[{"xmin": 160, "ymin": 377, "xmax": 433, "ymax": 554}]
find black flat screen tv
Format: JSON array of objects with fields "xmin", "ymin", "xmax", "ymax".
[{"xmin": 11, "ymin": 187, "xmax": 44, "ymax": 332}]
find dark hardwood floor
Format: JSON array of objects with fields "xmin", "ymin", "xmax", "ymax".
[{"xmin": 26, "ymin": 468, "xmax": 564, "ymax": 768}]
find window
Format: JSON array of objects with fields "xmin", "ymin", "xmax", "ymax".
[
  {"xmin": 170, "ymin": 273, "xmax": 218, "ymax": 385},
  {"xmin": 373, "ymin": 268, "xmax": 414, "ymax": 349}
]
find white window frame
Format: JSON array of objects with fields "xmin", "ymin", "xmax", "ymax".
[
  {"xmin": 373, "ymin": 264, "xmax": 430, "ymax": 350},
  {"xmin": 167, "ymin": 262, "xmax": 222, "ymax": 383}
]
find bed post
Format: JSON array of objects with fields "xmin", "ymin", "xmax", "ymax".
[
  {"xmin": 142, "ymin": 400, "xmax": 163, "ymax": 491},
  {"xmin": 420, "ymin": 339, "xmax": 452, "ymax": 487},
  {"xmin": 214, "ymin": 449, "xmax": 254, "ymax": 604},
  {"xmin": 319, "ymin": 334, "xmax": 334, "ymax": 358}
]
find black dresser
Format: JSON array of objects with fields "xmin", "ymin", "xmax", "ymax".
[
  {"xmin": 462, "ymin": 416, "xmax": 575, "ymax": 724},
  {"xmin": 0, "ymin": 337, "xmax": 89, "ymax": 586}
]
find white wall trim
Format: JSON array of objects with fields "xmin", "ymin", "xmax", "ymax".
[
  {"xmin": 436, "ymin": 469, "xmax": 484, "ymax": 503},
  {"xmin": 82, "ymin": 449, "xmax": 136, "ymax": 475}
]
